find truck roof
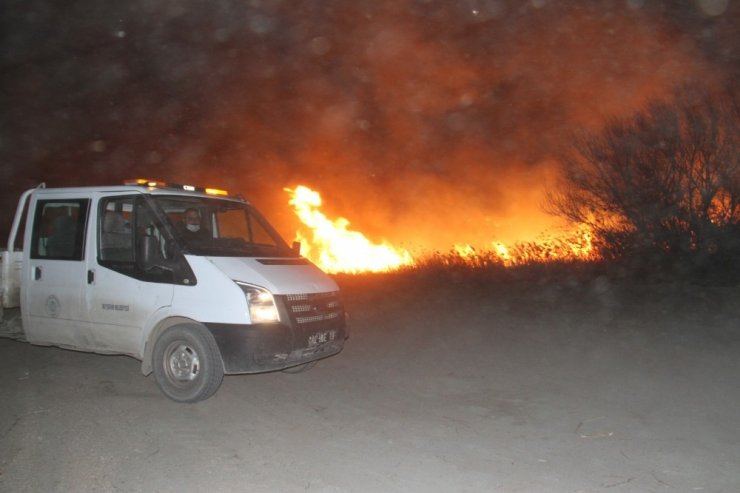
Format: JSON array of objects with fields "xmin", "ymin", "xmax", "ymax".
[{"xmin": 30, "ymin": 180, "xmax": 247, "ymax": 203}]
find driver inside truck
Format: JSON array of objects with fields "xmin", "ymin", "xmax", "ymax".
[{"xmin": 176, "ymin": 208, "xmax": 210, "ymax": 241}]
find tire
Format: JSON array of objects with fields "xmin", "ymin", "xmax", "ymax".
[
  {"xmin": 152, "ymin": 324, "xmax": 224, "ymax": 403},
  {"xmin": 281, "ymin": 360, "xmax": 318, "ymax": 374}
]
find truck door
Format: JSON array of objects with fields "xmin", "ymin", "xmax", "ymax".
[
  {"xmin": 23, "ymin": 195, "xmax": 95, "ymax": 348},
  {"xmin": 85, "ymin": 194, "xmax": 174, "ymax": 357}
]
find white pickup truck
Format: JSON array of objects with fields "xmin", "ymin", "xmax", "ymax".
[{"xmin": 0, "ymin": 180, "xmax": 347, "ymax": 402}]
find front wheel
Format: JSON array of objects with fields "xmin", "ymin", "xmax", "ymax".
[{"xmin": 152, "ymin": 324, "xmax": 224, "ymax": 403}]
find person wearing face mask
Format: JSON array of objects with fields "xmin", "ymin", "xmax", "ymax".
[{"xmin": 177, "ymin": 207, "xmax": 210, "ymax": 241}]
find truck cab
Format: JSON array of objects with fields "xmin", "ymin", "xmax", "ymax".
[{"xmin": 0, "ymin": 180, "xmax": 348, "ymax": 402}]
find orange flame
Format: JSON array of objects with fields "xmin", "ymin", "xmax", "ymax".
[
  {"xmin": 286, "ymin": 185, "xmax": 414, "ymax": 273},
  {"xmin": 287, "ymin": 186, "xmax": 597, "ymax": 273},
  {"xmin": 454, "ymin": 225, "xmax": 595, "ymax": 266}
]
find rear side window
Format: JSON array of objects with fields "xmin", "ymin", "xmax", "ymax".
[{"xmin": 31, "ymin": 199, "xmax": 89, "ymax": 260}]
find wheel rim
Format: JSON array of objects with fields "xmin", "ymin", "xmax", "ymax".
[{"xmin": 164, "ymin": 341, "xmax": 201, "ymax": 385}]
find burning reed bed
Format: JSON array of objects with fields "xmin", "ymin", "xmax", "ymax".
[{"xmin": 332, "ymin": 248, "xmax": 740, "ymax": 316}]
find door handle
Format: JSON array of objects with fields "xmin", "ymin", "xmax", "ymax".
[
  {"xmin": 34, "ymin": 266, "xmax": 42, "ymax": 280},
  {"xmin": 87, "ymin": 269, "xmax": 95, "ymax": 284}
]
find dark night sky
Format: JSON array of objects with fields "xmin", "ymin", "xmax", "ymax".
[{"xmin": 1, "ymin": 0, "xmax": 737, "ymax": 250}]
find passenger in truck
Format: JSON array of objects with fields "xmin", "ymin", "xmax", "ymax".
[{"xmin": 47, "ymin": 215, "xmax": 77, "ymax": 258}]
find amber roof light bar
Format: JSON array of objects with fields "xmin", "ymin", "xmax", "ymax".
[{"xmin": 124, "ymin": 179, "xmax": 231, "ymax": 197}]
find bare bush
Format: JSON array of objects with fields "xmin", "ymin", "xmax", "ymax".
[{"xmin": 548, "ymin": 86, "xmax": 740, "ymax": 268}]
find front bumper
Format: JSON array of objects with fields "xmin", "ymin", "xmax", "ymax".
[{"xmin": 205, "ymin": 316, "xmax": 347, "ymax": 374}]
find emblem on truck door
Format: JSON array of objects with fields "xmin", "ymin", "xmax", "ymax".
[{"xmin": 45, "ymin": 295, "xmax": 61, "ymax": 318}]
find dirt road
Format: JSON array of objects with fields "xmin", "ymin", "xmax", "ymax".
[{"xmin": 1, "ymin": 276, "xmax": 739, "ymax": 492}]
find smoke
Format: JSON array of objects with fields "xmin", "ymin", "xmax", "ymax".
[
  {"xmin": 1, "ymin": 0, "xmax": 737, "ymax": 248},
  {"xmin": 219, "ymin": 0, "xmax": 726, "ymax": 249}
]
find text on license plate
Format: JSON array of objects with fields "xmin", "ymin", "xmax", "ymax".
[{"xmin": 308, "ymin": 330, "xmax": 337, "ymax": 348}]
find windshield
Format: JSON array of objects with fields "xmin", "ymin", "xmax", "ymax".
[{"xmin": 151, "ymin": 195, "xmax": 295, "ymax": 257}]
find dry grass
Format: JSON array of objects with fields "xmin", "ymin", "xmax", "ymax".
[{"xmin": 331, "ymin": 250, "xmax": 740, "ymax": 306}]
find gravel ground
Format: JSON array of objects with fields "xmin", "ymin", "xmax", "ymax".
[{"xmin": 1, "ymin": 275, "xmax": 739, "ymax": 492}]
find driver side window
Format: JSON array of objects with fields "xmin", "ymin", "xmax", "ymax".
[
  {"xmin": 98, "ymin": 196, "xmax": 174, "ymax": 283},
  {"xmin": 100, "ymin": 199, "xmax": 134, "ymax": 262}
]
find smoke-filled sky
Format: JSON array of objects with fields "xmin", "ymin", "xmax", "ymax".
[{"xmin": 1, "ymin": 0, "xmax": 737, "ymax": 250}]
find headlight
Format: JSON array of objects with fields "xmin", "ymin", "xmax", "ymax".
[{"xmin": 236, "ymin": 282, "xmax": 279, "ymax": 323}]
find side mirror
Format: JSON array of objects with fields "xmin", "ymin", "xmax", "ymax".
[{"xmin": 292, "ymin": 241, "xmax": 302, "ymax": 256}]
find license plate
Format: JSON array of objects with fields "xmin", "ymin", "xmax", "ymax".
[{"xmin": 308, "ymin": 330, "xmax": 336, "ymax": 348}]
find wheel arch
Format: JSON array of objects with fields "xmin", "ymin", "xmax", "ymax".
[{"xmin": 141, "ymin": 316, "xmax": 213, "ymax": 375}]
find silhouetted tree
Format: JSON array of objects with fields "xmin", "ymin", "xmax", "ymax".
[{"xmin": 548, "ymin": 86, "xmax": 740, "ymax": 268}]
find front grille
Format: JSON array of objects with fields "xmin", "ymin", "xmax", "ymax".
[
  {"xmin": 295, "ymin": 312, "xmax": 341, "ymax": 324},
  {"xmin": 282, "ymin": 291, "xmax": 343, "ymax": 325}
]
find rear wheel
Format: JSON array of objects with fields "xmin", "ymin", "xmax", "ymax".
[{"xmin": 152, "ymin": 324, "xmax": 224, "ymax": 403}]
